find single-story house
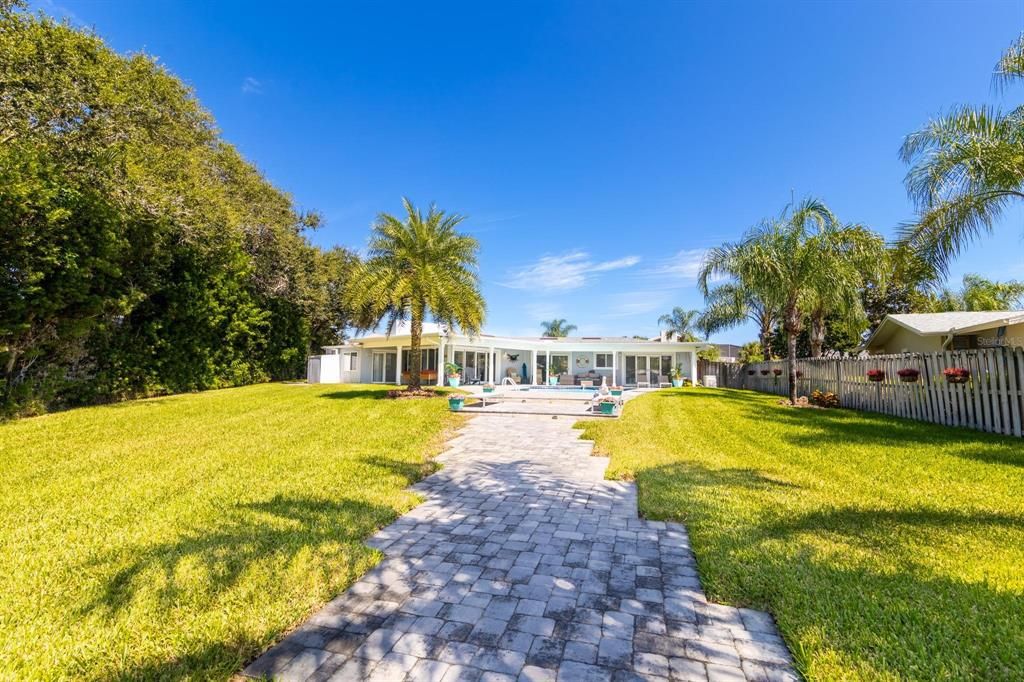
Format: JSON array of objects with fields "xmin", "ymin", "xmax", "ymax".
[
  {"xmin": 307, "ymin": 323, "xmax": 709, "ymax": 386},
  {"xmin": 862, "ymin": 311, "xmax": 1024, "ymax": 355}
]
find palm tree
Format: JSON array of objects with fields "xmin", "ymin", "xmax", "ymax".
[
  {"xmin": 900, "ymin": 33, "xmax": 1024, "ymax": 275},
  {"xmin": 701, "ymin": 199, "xmax": 876, "ymax": 402},
  {"xmin": 927, "ymin": 273, "xmax": 1024, "ymax": 312},
  {"xmin": 804, "ymin": 224, "xmax": 886, "ymax": 357},
  {"xmin": 698, "ymin": 282, "xmax": 779, "ymax": 357},
  {"xmin": 346, "ymin": 199, "xmax": 485, "ymax": 391},
  {"xmin": 540, "ymin": 319, "xmax": 577, "ymax": 337},
  {"xmin": 656, "ymin": 307, "xmax": 702, "ymax": 342}
]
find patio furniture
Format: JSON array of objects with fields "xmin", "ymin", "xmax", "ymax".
[
  {"xmin": 505, "ymin": 368, "xmax": 521, "ymax": 383},
  {"xmin": 463, "ymin": 367, "xmax": 479, "ymax": 384},
  {"xmin": 636, "ymin": 370, "xmax": 651, "ymax": 388},
  {"xmin": 580, "ymin": 380, "xmax": 594, "ymax": 388},
  {"xmin": 558, "ymin": 373, "xmax": 574, "ymax": 386},
  {"xmin": 658, "ymin": 374, "xmax": 671, "ymax": 388}
]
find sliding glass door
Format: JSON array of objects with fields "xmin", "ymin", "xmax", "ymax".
[{"xmin": 371, "ymin": 351, "xmax": 397, "ymax": 383}]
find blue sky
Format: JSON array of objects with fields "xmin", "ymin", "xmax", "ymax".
[{"xmin": 39, "ymin": 0, "xmax": 1024, "ymax": 342}]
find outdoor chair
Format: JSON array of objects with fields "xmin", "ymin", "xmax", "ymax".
[
  {"xmin": 505, "ymin": 368, "xmax": 521, "ymax": 384},
  {"xmin": 636, "ymin": 370, "xmax": 651, "ymax": 388},
  {"xmin": 658, "ymin": 374, "xmax": 671, "ymax": 388},
  {"xmin": 558, "ymin": 373, "xmax": 574, "ymax": 386}
]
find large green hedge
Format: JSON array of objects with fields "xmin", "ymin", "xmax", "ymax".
[{"xmin": 0, "ymin": 3, "xmax": 356, "ymax": 416}]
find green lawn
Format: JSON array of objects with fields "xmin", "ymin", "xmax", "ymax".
[
  {"xmin": 578, "ymin": 388, "xmax": 1024, "ymax": 681},
  {"xmin": 0, "ymin": 383, "xmax": 457, "ymax": 680}
]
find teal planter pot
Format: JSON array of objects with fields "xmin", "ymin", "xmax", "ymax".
[
  {"xmin": 610, "ymin": 389, "xmax": 623, "ymax": 397},
  {"xmin": 483, "ymin": 386, "xmax": 494, "ymax": 393},
  {"xmin": 448, "ymin": 376, "xmax": 460, "ymax": 388},
  {"xmin": 598, "ymin": 402, "xmax": 615, "ymax": 415},
  {"xmin": 448, "ymin": 397, "xmax": 465, "ymax": 411},
  {"xmin": 548, "ymin": 377, "xmax": 558, "ymax": 386},
  {"xmin": 671, "ymin": 379, "xmax": 682, "ymax": 388}
]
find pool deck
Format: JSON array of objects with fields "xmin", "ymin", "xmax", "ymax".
[{"xmin": 457, "ymin": 386, "xmax": 656, "ymax": 418}]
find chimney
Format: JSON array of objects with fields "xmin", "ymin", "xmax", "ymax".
[{"xmin": 660, "ymin": 330, "xmax": 667, "ymax": 342}]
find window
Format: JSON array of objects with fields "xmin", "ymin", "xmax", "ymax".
[
  {"xmin": 401, "ymin": 348, "xmax": 438, "ymax": 371},
  {"xmin": 345, "ymin": 353, "xmax": 358, "ymax": 371},
  {"xmin": 550, "ymin": 354, "xmax": 569, "ymax": 376},
  {"xmin": 595, "ymin": 353, "xmax": 613, "ymax": 368}
]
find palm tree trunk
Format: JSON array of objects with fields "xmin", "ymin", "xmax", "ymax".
[
  {"xmin": 758, "ymin": 323, "xmax": 772, "ymax": 361},
  {"xmin": 809, "ymin": 311, "xmax": 825, "ymax": 358},
  {"xmin": 785, "ymin": 306, "xmax": 799, "ymax": 403},
  {"xmin": 408, "ymin": 303, "xmax": 424, "ymax": 391}
]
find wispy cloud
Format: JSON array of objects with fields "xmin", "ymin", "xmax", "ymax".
[
  {"xmin": 603, "ymin": 291, "xmax": 671, "ymax": 318},
  {"xmin": 241, "ymin": 77, "xmax": 263, "ymax": 94},
  {"xmin": 644, "ymin": 249, "xmax": 708, "ymax": 282},
  {"xmin": 502, "ymin": 251, "xmax": 640, "ymax": 291}
]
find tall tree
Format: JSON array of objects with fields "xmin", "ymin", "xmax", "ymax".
[
  {"xmin": 540, "ymin": 319, "xmax": 577, "ymax": 337},
  {"xmin": 900, "ymin": 33, "xmax": 1024, "ymax": 274},
  {"xmin": 698, "ymin": 282, "xmax": 779, "ymax": 356},
  {"xmin": 701, "ymin": 199, "xmax": 876, "ymax": 402},
  {"xmin": 656, "ymin": 307, "xmax": 702, "ymax": 341},
  {"xmin": 804, "ymin": 224, "xmax": 886, "ymax": 357},
  {"xmin": 346, "ymin": 199, "xmax": 485, "ymax": 391},
  {"xmin": 1, "ymin": 4, "xmax": 343, "ymax": 415}
]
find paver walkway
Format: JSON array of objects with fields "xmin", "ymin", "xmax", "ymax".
[{"xmin": 243, "ymin": 415, "xmax": 797, "ymax": 681}]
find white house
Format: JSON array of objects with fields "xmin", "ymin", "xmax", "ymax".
[{"xmin": 307, "ymin": 322, "xmax": 708, "ymax": 387}]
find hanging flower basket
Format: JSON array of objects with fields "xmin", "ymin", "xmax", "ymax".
[
  {"xmin": 796, "ymin": 371, "xmax": 804, "ymax": 378},
  {"xmin": 773, "ymin": 368, "xmax": 783, "ymax": 377},
  {"xmin": 747, "ymin": 370, "xmax": 755, "ymax": 376},
  {"xmin": 897, "ymin": 368, "xmax": 920, "ymax": 383},
  {"xmin": 944, "ymin": 367, "xmax": 971, "ymax": 384},
  {"xmin": 867, "ymin": 369, "xmax": 885, "ymax": 383},
  {"xmin": 760, "ymin": 369, "xmax": 770, "ymax": 376}
]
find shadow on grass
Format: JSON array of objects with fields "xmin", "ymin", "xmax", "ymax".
[
  {"xmin": 632, "ymin": 458, "xmax": 1024, "ymax": 677},
  {"xmin": 659, "ymin": 389, "xmax": 1024, "ymax": 468},
  {"xmin": 318, "ymin": 388, "xmax": 391, "ymax": 400},
  {"xmin": 86, "ymin": 494, "xmax": 396, "ymax": 619}
]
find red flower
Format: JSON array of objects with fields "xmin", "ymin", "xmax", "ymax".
[{"xmin": 866, "ymin": 369, "xmax": 885, "ymax": 382}]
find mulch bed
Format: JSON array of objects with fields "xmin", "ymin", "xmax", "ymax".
[{"xmin": 387, "ymin": 388, "xmax": 446, "ymax": 399}]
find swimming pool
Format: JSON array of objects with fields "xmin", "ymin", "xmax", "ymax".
[{"xmin": 512, "ymin": 386, "xmax": 630, "ymax": 399}]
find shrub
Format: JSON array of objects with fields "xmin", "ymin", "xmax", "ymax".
[{"xmin": 810, "ymin": 390, "xmax": 840, "ymax": 408}]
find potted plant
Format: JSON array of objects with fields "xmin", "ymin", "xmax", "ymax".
[
  {"xmin": 548, "ymin": 374, "xmax": 558, "ymax": 386},
  {"xmin": 610, "ymin": 385, "xmax": 623, "ymax": 396},
  {"xmin": 944, "ymin": 367, "xmax": 971, "ymax": 384},
  {"xmin": 747, "ymin": 369, "xmax": 755, "ymax": 376},
  {"xmin": 596, "ymin": 396, "xmax": 617, "ymax": 415},
  {"xmin": 897, "ymin": 368, "xmax": 920, "ymax": 383},
  {"xmin": 669, "ymin": 366, "xmax": 684, "ymax": 388},
  {"xmin": 444, "ymin": 362, "xmax": 462, "ymax": 388},
  {"xmin": 773, "ymin": 368, "xmax": 783, "ymax": 377},
  {"xmin": 482, "ymin": 382, "xmax": 495, "ymax": 393},
  {"xmin": 760, "ymin": 369, "xmax": 771, "ymax": 376},
  {"xmin": 867, "ymin": 369, "xmax": 885, "ymax": 382},
  {"xmin": 448, "ymin": 395, "xmax": 466, "ymax": 411}
]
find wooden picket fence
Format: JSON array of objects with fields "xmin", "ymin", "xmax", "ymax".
[{"xmin": 707, "ymin": 347, "xmax": 1024, "ymax": 437}]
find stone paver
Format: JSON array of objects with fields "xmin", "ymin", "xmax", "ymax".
[{"xmin": 242, "ymin": 415, "xmax": 797, "ymax": 681}]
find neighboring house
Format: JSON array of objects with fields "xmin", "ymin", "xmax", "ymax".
[
  {"xmin": 862, "ymin": 311, "xmax": 1024, "ymax": 355},
  {"xmin": 714, "ymin": 344, "xmax": 741, "ymax": 363},
  {"xmin": 308, "ymin": 322, "xmax": 708, "ymax": 386}
]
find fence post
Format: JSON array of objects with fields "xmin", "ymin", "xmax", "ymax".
[{"xmin": 834, "ymin": 358, "xmax": 842, "ymax": 404}]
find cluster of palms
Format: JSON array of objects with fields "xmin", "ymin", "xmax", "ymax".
[{"xmin": 687, "ymin": 34, "xmax": 1024, "ymax": 403}]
